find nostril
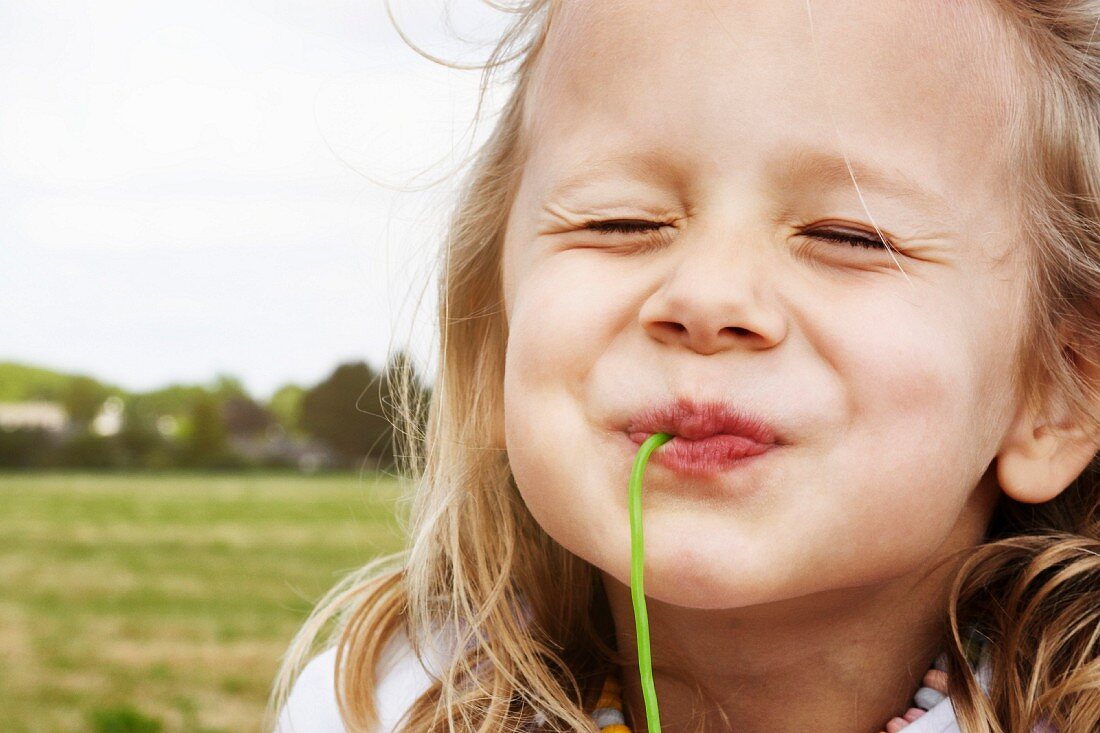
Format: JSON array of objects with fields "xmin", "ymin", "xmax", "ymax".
[{"xmin": 725, "ymin": 326, "xmax": 751, "ymax": 336}]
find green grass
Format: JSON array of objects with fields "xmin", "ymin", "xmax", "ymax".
[{"xmin": 0, "ymin": 472, "xmax": 409, "ymax": 733}]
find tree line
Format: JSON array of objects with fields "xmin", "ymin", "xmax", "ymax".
[{"xmin": 0, "ymin": 350, "xmax": 429, "ymax": 472}]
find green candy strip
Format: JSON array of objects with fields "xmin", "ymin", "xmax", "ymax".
[{"xmin": 629, "ymin": 431, "xmax": 673, "ymax": 733}]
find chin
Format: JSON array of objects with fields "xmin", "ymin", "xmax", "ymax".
[
  {"xmin": 595, "ymin": 544, "xmax": 762, "ymax": 611},
  {"xmin": 651, "ymin": 575, "xmax": 759, "ymax": 610}
]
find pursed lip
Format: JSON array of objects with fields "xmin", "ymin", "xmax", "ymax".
[
  {"xmin": 620, "ymin": 397, "xmax": 781, "ymax": 477},
  {"xmin": 623, "ymin": 396, "xmax": 781, "ymax": 445}
]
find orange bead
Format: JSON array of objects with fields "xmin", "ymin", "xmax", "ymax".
[
  {"xmin": 598, "ymin": 674, "xmax": 623, "ymax": 709},
  {"xmin": 601, "ymin": 726, "xmax": 631, "ymax": 733}
]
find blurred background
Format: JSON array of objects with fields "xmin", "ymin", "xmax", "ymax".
[{"xmin": 0, "ymin": 2, "xmax": 510, "ymax": 730}]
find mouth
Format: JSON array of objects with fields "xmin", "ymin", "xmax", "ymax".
[
  {"xmin": 622, "ymin": 396, "xmax": 780, "ymax": 476},
  {"xmin": 623, "ymin": 431, "xmax": 774, "ymax": 476}
]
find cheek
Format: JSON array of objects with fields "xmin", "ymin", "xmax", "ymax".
[
  {"xmin": 761, "ymin": 308, "xmax": 987, "ymax": 595},
  {"xmin": 828, "ymin": 297, "xmax": 989, "ymax": 533},
  {"xmin": 504, "ymin": 256, "xmax": 632, "ymax": 387},
  {"xmin": 859, "ymin": 285, "xmax": 1006, "ymax": 449},
  {"xmin": 501, "ymin": 257, "xmax": 638, "ymax": 568},
  {"xmin": 856, "ymin": 323, "xmax": 961, "ymax": 444}
]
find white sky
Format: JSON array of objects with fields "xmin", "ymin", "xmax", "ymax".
[{"xmin": 0, "ymin": 1, "xmax": 513, "ymax": 399}]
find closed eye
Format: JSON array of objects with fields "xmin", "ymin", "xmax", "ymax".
[
  {"xmin": 582, "ymin": 219, "xmax": 668, "ymax": 235},
  {"xmin": 581, "ymin": 219, "xmax": 895, "ymax": 253},
  {"xmin": 579, "ymin": 218, "xmax": 673, "ymax": 254},
  {"xmin": 802, "ymin": 227, "xmax": 893, "ymax": 251}
]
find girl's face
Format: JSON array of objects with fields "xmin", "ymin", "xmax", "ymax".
[{"xmin": 501, "ymin": 0, "xmax": 1025, "ymax": 610}]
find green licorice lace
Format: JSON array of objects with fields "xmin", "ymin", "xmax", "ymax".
[{"xmin": 629, "ymin": 431, "xmax": 673, "ymax": 733}]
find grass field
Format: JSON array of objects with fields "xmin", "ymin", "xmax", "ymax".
[{"xmin": 0, "ymin": 472, "xmax": 409, "ymax": 733}]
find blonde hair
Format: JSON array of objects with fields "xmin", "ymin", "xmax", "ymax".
[{"xmin": 269, "ymin": 1, "xmax": 1100, "ymax": 731}]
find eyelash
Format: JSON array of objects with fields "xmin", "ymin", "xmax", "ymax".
[{"xmin": 582, "ymin": 219, "xmax": 894, "ymax": 252}]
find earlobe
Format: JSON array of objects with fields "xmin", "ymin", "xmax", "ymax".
[
  {"xmin": 996, "ymin": 346, "xmax": 1100, "ymax": 505},
  {"xmin": 996, "ymin": 420, "xmax": 1097, "ymax": 505}
]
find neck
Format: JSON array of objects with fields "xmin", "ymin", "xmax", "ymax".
[{"xmin": 601, "ymin": 566, "xmax": 956, "ymax": 733}]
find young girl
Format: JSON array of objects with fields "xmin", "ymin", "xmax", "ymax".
[{"xmin": 271, "ymin": 1, "xmax": 1100, "ymax": 731}]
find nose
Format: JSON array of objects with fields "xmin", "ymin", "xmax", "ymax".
[{"xmin": 639, "ymin": 232, "xmax": 787, "ymax": 355}]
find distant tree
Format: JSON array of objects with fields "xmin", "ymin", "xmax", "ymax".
[
  {"xmin": 0, "ymin": 428, "xmax": 58, "ymax": 468},
  {"xmin": 58, "ymin": 431, "xmax": 123, "ymax": 469},
  {"xmin": 268, "ymin": 384, "xmax": 305, "ymax": 433},
  {"xmin": 135, "ymin": 384, "xmax": 209, "ymax": 417},
  {"xmin": 61, "ymin": 375, "xmax": 107, "ymax": 425},
  {"xmin": 300, "ymin": 362, "xmax": 392, "ymax": 468},
  {"xmin": 116, "ymin": 401, "xmax": 169, "ymax": 468},
  {"xmin": 0, "ymin": 361, "xmax": 78, "ymax": 402},
  {"xmin": 182, "ymin": 393, "xmax": 231, "ymax": 467},
  {"xmin": 221, "ymin": 395, "xmax": 274, "ymax": 437},
  {"xmin": 211, "ymin": 373, "xmax": 248, "ymax": 401}
]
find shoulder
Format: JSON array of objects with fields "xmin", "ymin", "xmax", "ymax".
[
  {"xmin": 274, "ymin": 646, "xmax": 348, "ymax": 733},
  {"xmin": 274, "ymin": 627, "xmax": 439, "ymax": 733}
]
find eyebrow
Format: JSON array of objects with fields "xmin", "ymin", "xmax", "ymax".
[
  {"xmin": 780, "ymin": 145, "xmax": 958, "ymax": 218},
  {"xmin": 540, "ymin": 150, "xmax": 685, "ymax": 202},
  {"xmin": 540, "ymin": 145, "xmax": 957, "ymax": 219}
]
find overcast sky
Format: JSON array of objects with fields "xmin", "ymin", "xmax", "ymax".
[{"xmin": 0, "ymin": 1, "xmax": 513, "ymax": 400}]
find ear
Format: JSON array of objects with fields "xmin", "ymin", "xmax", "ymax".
[{"xmin": 996, "ymin": 335, "xmax": 1100, "ymax": 505}]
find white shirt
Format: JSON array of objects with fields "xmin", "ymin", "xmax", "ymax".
[
  {"xmin": 275, "ymin": 628, "xmax": 437, "ymax": 733},
  {"xmin": 275, "ymin": 630, "xmax": 993, "ymax": 733}
]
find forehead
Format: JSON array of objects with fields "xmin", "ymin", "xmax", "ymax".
[{"xmin": 519, "ymin": 0, "xmax": 1023, "ymax": 237}]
